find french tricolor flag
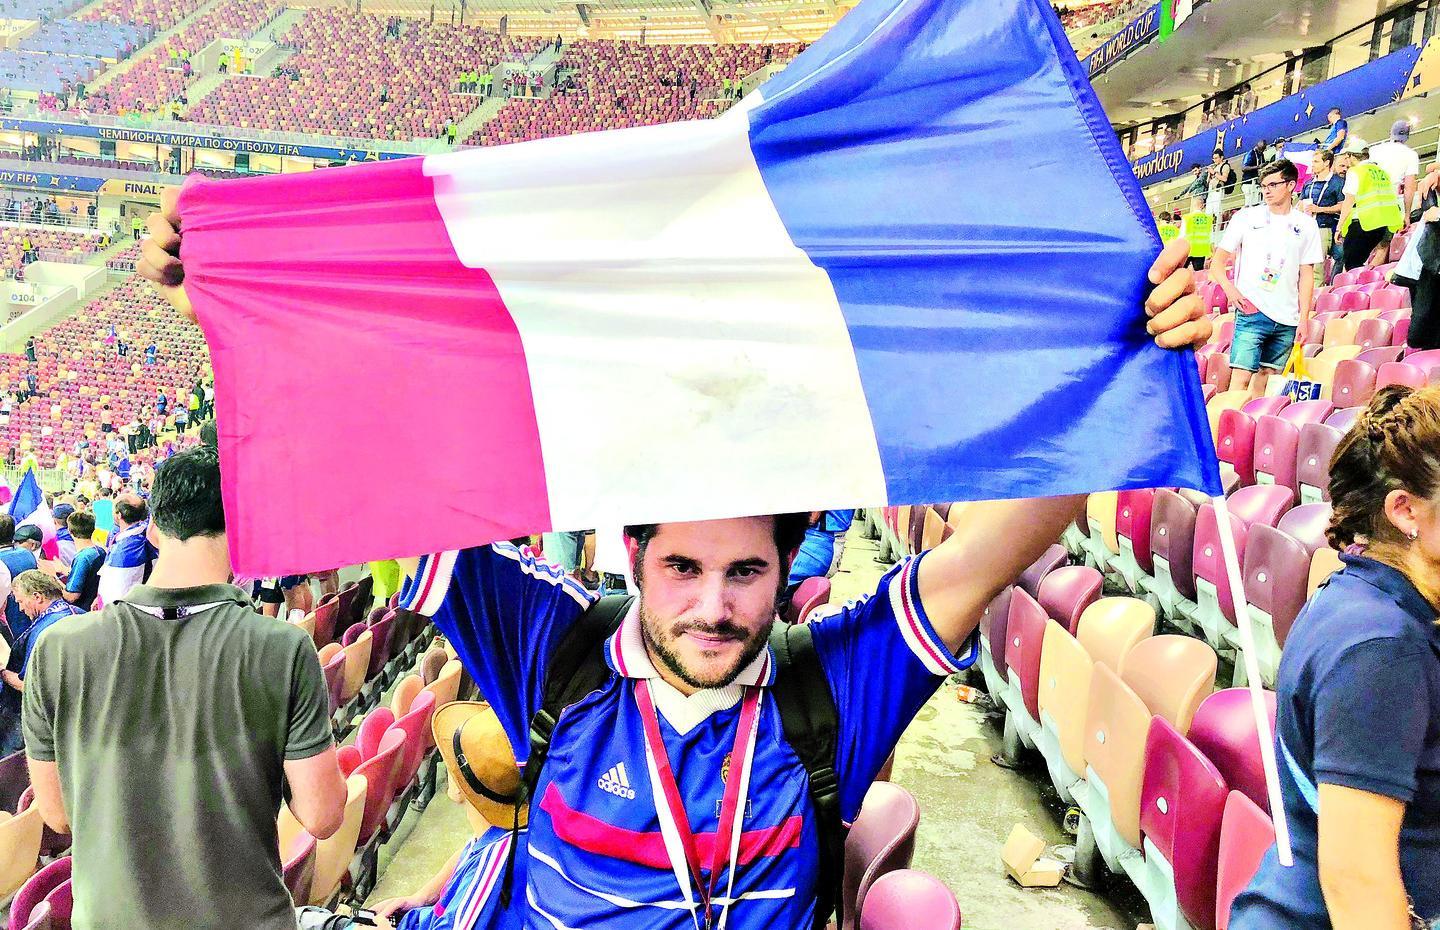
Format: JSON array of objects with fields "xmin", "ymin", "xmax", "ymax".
[{"xmin": 179, "ymin": 0, "xmax": 1218, "ymax": 577}]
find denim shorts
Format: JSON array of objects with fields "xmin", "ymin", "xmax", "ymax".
[{"xmin": 1230, "ymin": 310, "xmax": 1296, "ymax": 372}]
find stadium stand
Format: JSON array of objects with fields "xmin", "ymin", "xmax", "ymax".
[
  {"xmin": 76, "ymin": 0, "xmax": 211, "ymax": 33},
  {"xmin": 188, "ymin": 9, "xmax": 543, "ymax": 141}
]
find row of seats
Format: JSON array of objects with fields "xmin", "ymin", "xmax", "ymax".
[
  {"xmin": 76, "ymin": 0, "xmax": 209, "ymax": 34},
  {"xmin": 472, "ymin": 39, "xmax": 803, "ymax": 146},
  {"xmin": 868, "ymin": 507, "xmax": 1276, "ymax": 930},
  {"xmin": 17, "ymin": 19, "xmax": 150, "ymax": 60}
]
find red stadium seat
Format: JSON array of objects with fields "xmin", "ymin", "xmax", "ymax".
[
  {"xmin": 1215, "ymin": 792, "xmax": 1275, "ymax": 930},
  {"xmin": 1036, "ymin": 565, "xmax": 1103, "ymax": 635},
  {"xmin": 1296, "ymin": 423, "xmax": 1343, "ymax": 504}
]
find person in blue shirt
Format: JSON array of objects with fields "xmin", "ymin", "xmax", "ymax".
[
  {"xmin": 786, "ymin": 510, "xmax": 857, "ymax": 592},
  {"xmin": 1232, "ymin": 384, "xmax": 1440, "ymax": 930},
  {"xmin": 1321, "ymin": 107, "xmax": 1348, "ymax": 154},
  {"xmin": 1298, "ymin": 149, "xmax": 1346, "ymax": 289},
  {"xmin": 62, "ymin": 511, "xmax": 103, "ymax": 612},
  {"xmin": 0, "ymin": 520, "xmax": 41, "ymax": 639},
  {"xmin": 0, "ymin": 571, "xmax": 81, "ymax": 756}
]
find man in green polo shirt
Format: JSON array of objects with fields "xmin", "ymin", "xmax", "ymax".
[{"xmin": 22, "ymin": 447, "xmax": 348, "ymax": 930}]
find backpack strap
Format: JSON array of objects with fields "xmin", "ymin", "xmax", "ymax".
[
  {"xmin": 524, "ymin": 593, "xmax": 635, "ymax": 803},
  {"xmin": 768, "ymin": 621, "xmax": 845, "ymax": 930}
]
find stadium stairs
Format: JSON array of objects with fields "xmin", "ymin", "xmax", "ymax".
[{"xmin": 88, "ymin": 0, "xmax": 227, "ymax": 91}]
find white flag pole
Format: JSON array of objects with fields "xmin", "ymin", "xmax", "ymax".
[{"xmin": 1212, "ymin": 493, "xmax": 1294, "ymax": 866}]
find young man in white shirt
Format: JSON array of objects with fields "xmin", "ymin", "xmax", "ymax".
[{"xmin": 1213, "ymin": 159, "xmax": 1324, "ymax": 393}]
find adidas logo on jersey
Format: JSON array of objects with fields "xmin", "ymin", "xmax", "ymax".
[{"xmin": 598, "ymin": 762, "xmax": 637, "ymax": 800}]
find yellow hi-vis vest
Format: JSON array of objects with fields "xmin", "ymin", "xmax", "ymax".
[
  {"xmin": 1352, "ymin": 161, "xmax": 1404, "ymax": 233},
  {"xmin": 1158, "ymin": 222, "xmax": 1181, "ymax": 245},
  {"xmin": 1183, "ymin": 212, "xmax": 1213, "ymax": 257}
]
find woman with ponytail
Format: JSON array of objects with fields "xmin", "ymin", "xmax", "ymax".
[{"xmin": 1233, "ymin": 385, "xmax": 1440, "ymax": 930}]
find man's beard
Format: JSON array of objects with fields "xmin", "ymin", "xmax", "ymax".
[{"xmin": 638, "ymin": 600, "xmax": 773, "ymax": 691}]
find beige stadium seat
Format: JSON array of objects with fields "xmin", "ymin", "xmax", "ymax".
[
  {"xmin": 421, "ymin": 659, "xmax": 463, "ymax": 712},
  {"xmin": 317, "ymin": 642, "xmax": 342, "ymax": 665},
  {"xmin": 1036, "ymin": 619, "xmax": 1093, "ymax": 799},
  {"xmin": 391, "ymin": 674, "xmax": 424, "ymax": 719},
  {"xmin": 339, "ymin": 629, "xmax": 373, "ymax": 704},
  {"xmin": 945, "ymin": 503, "xmax": 968, "ymax": 533},
  {"xmin": 1123, "ymin": 634, "xmax": 1217, "ymax": 736},
  {"xmin": 1075, "ymin": 597, "xmax": 1155, "ymax": 676},
  {"xmin": 1321, "ymin": 316, "xmax": 1361, "ymax": 347},
  {"xmin": 893, "ymin": 505, "xmax": 912, "ymax": 556},
  {"xmin": 293, "ymin": 611, "xmax": 317, "ymax": 646},
  {"xmin": 1307, "ymin": 547, "xmax": 1344, "ymax": 597},
  {"xmin": 1083, "ymin": 492, "xmax": 1120, "ymax": 570},
  {"xmin": 297, "ymin": 773, "xmax": 367, "ymax": 905},
  {"xmin": 0, "ymin": 804, "xmax": 43, "ymax": 896},
  {"xmin": 921, "ymin": 508, "xmax": 945, "ymax": 552}
]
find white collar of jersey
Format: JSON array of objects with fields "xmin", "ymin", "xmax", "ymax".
[{"xmin": 604, "ymin": 598, "xmax": 777, "ymax": 688}]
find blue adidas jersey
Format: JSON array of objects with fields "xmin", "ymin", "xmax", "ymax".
[
  {"xmin": 401, "ymin": 544, "xmax": 975, "ymax": 930},
  {"xmin": 399, "ymin": 826, "xmax": 526, "ymax": 930}
]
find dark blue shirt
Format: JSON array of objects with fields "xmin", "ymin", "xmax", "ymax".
[
  {"xmin": 0, "ymin": 546, "xmax": 38, "ymax": 635},
  {"xmin": 1232, "ymin": 555, "xmax": 1440, "ymax": 928},
  {"xmin": 1299, "ymin": 174, "xmax": 1344, "ymax": 231},
  {"xmin": 1323, "ymin": 118, "xmax": 1348, "ymax": 151},
  {"xmin": 65, "ymin": 544, "xmax": 104, "ymax": 611}
]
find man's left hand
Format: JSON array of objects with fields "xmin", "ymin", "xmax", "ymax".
[{"xmin": 1145, "ymin": 238, "xmax": 1211, "ymax": 350}]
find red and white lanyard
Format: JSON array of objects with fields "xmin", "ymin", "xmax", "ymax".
[{"xmin": 636, "ymin": 680, "xmax": 762, "ymax": 930}]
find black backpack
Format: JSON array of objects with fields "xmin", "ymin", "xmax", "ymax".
[{"xmin": 522, "ymin": 594, "xmax": 846, "ymax": 929}]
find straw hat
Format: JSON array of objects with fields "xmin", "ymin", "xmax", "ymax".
[{"xmin": 432, "ymin": 701, "xmax": 527, "ymax": 829}]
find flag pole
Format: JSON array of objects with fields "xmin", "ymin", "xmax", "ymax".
[{"xmin": 1212, "ymin": 493, "xmax": 1293, "ymax": 866}]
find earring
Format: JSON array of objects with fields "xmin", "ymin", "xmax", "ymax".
[{"xmin": 1409, "ymin": 528, "xmax": 1420, "ymax": 540}]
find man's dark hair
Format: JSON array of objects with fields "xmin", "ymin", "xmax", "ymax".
[
  {"xmin": 67, "ymin": 511, "xmax": 95, "ymax": 538},
  {"xmin": 1260, "ymin": 159, "xmax": 1299, "ymax": 185},
  {"xmin": 1328, "ymin": 106, "xmax": 1342, "ymax": 116},
  {"xmin": 200, "ymin": 420, "xmax": 217, "ymax": 449},
  {"xmin": 624, "ymin": 513, "xmax": 811, "ymax": 582},
  {"xmin": 1212, "ymin": 149, "xmax": 1223, "ymax": 159},
  {"xmin": 98, "ymin": 487, "xmax": 113, "ymax": 499},
  {"xmin": 0, "ymin": 514, "xmax": 13, "ymax": 546},
  {"xmin": 116, "ymin": 497, "xmax": 148, "ymax": 527},
  {"xmin": 150, "ymin": 447, "xmax": 224, "ymax": 540}
]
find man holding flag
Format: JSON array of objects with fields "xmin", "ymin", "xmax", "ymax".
[{"xmin": 135, "ymin": 0, "xmax": 1222, "ymax": 923}]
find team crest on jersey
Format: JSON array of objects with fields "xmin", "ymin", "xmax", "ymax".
[{"xmin": 721, "ymin": 752, "xmax": 731, "ymax": 785}]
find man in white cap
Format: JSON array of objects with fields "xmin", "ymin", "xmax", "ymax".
[{"xmin": 1368, "ymin": 119, "xmax": 1421, "ymax": 226}]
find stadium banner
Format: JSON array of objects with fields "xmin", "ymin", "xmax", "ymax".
[
  {"xmin": 0, "ymin": 117, "xmax": 414, "ymax": 163},
  {"xmin": 179, "ymin": 0, "xmax": 1220, "ymax": 579},
  {"xmin": 1081, "ymin": 3, "xmax": 1160, "ymax": 78},
  {"xmin": 1131, "ymin": 42, "xmax": 1424, "ymax": 186},
  {"xmin": 99, "ymin": 179, "xmax": 173, "ymax": 199},
  {"xmin": 0, "ymin": 169, "xmax": 106, "ymax": 192}
]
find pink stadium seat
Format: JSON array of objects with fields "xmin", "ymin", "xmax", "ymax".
[
  {"xmin": 1215, "ymin": 792, "xmax": 1275, "ymax": 930},
  {"xmin": 1189, "ymin": 485, "xmax": 1293, "ymax": 648},
  {"xmin": 365, "ymin": 610, "xmax": 397, "ymax": 679},
  {"xmin": 352, "ymin": 730, "xmax": 405, "ymax": 844},
  {"xmin": 1147, "ymin": 489, "xmax": 1199, "ymax": 618},
  {"xmin": 1328, "ymin": 359, "xmax": 1375, "ymax": 408},
  {"xmin": 9, "ymin": 858, "xmax": 70, "ymax": 930},
  {"xmin": 1393, "ymin": 316, "xmax": 1411, "ymax": 346},
  {"xmin": 979, "ymin": 587, "xmax": 1013, "ymax": 698},
  {"xmin": 1188, "ymin": 688, "xmax": 1276, "ymax": 810},
  {"xmin": 1367, "ymin": 287, "xmax": 1409, "ymax": 312},
  {"xmin": 1323, "ymin": 406, "xmax": 1360, "ymax": 432},
  {"xmin": 1377, "ymin": 360, "xmax": 1428, "ymax": 390},
  {"xmin": 1003, "ymin": 588, "xmax": 1048, "ymax": 726},
  {"xmin": 1241, "ymin": 524, "xmax": 1312, "ymax": 672},
  {"xmin": 1215, "ymin": 408, "xmax": 1258, "ymax": 486},
  {"xmin": 1296, "ymin": 423, "xmax": 1343, "ymax": 504},
  {"xmin": 1017, "ymin": 545, "xmax": 1068, "ymax": 599},
  {"xmin": 1275, "ymin": 503, "xmax": 1333, "ymax": 556},
  {"xmin": 1355, "ymin": 318, "xmax": 1393, "ymax": 350},
  {"xmin": 390, "ymin": 690, "xmax": 438, "ymax": 792},
  {"xmin": 281, "ymin": 830, "xmax": 317, "ymax": 908},
  {"xmin": 841, "ymin": 782, "xmax": 920, "ymax": 930},
  {"xmin": 1111, "ymin": 487, "xmax": 1156, "ymax": 590},
  {"xmin": 1201, "ymin": 352, "xmax": 1230, "ymax": 392},
  {"xmin": 356, "ymin": 708, "xmax": 396, "ymax": 761},
  {"xmin": 1355, "ymin": 345, "xmax": 1403, "ymax": 368},
  {"xmin": 1311, "ymin": 290, "xmax": 1343, "ymax": 316},
  {"xmin": 1406, "ymin": 348, "xmax": 1440, "ymax": 373},
  {"xmin": 1037, "ymin": 565, "xmax": 1103, "ymax": 636},
  {"xmin": 858, "ymin": 870, "xmax": 962, "ymax": 930},
  {"xmin": 789, "ymin": 576, "xmax": 831, "ymax": 624},
  {"xmin": 320, "ymin": 648, "xmax": 347, "ymax": 714}
]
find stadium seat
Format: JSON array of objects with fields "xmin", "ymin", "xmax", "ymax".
[
  {"xmin": 789, "ymin": 576, "xmax": 831, "ymax": 624},
  {"xmin": 841, "ymin": 782, "xmax": 920, "ymax": 930},
  {"xmin": 9, "ymin": 857, "xmax": 69, "ymax": 930},
  {"xmin": 999, "ymin": 587, "xmax": 1048, "ymax": 757},
  {"xmin": 1109, "ymin": 488, "xmax": 1155, "ymax": 593},
  {"xmin": 1355, "ymin": 345, "xmax": 1403, "ymax": 368},
  {"xmin": 421, "ymin": 659, "xmax": 463, "ymax": 717},
  {"xmin": 1233, "ymin": 525, "xmax": 1309, "ymax": 685},
  {"xmin": 420, "ymin": 647, "xmax": 449, "ymax": 686},
  {"xmin": 1017, "ymin": 544, "xmax": 1068, "ymax": 599},
  {"xmin": 365, "ymin": 610, "xmax": 397, "ymax": 681},
  {"xmin": 338, "ymin": 627, "xmax": 374, "ymax": 705},
  {"xmin": 1205, "ymin": 391, "xmax": 1248, "ymax": 444},
  {"xmin": 1081, "ymin": 492, "xmax": 1119, "ymax": 571},
  {"xmin": 1392, "ymin": 316, "xmax": 1411, "ymax": 346},
  {"xmin": 350, "ymin": 729, "xmax": 406, "ymax": 845},
  {"xmin": 0, "ymin": 801, "xmax": 43, "ymax": 897},
  {"xmin": 319, "ymin": 646, "xmax": 347, "ymax": 716},
  {"xmin": 357, "ymin": 708, "xmax": 396, "ymax": 761},
  {"xmin": 16, "ymin": 789, "xmax": 65, "ymax": 861},
  {"xmin": 1035, "ymin": 598, "xmax": 1153, "ymax": 801},
  {"xmin": 1328, "ymin": 359, "xmax": 1374, "ymax": 409},
  {"xmin": 1143, "ymin": 489, "xmax": 1199, "ymax": 621},
  {"xmin": 1253, "ymin": 401, "xmax": 1331, "ymax": 495},
  {"xmin": 1200, "ymin": 352, "xmax": 1230, "ymax": 393},
  {"xmin": 978, "ymin": 587, "xmax": 1013, "ymax": 700},
  {"xmin": 859, "ymin": 870, "xmax": 962, "ymax": 930},
  {"xmin": 1037, "ymin": 565, "xmax": 1103, "ymax": 635},
  {"xmin": 920, "ymin": 507, "xmax": 945, "ymax": 552},
  {"xmin": 1137, "ymin": 717, "xmax": 1228, "ymax": 930},
  {"xmin": 1296, "ymin": 423, "xmax": 1343, "ymax": 504},
  {"xmin": 279, "ymin": 820, "xmax": 317, "ymax": 908},
  {"xmin": 390, "ymin": 689, "xmax": 438, "ymax": 794},
  {"xmin": 1215, "ymin": 792, "xmax": 1275, "ymax": 930},
  {"xmin": 299, "ymin": 773, "xmax": 367, "ymax": 906},
  {"xmin": 1186, "ymin": 485, "xmax": 1293, "ymax": 649},
  {"xmin": 1367, "ymin": 287, "xmax": 1409, "ymax": 312},
  {"xmin": 1377, "ymin": 361, "xmax": 1428, "ymax": 390},
  {"xmin": 17, "ymin": 901, "xmax": 48, "ymax": 930},
  {"xmin": 1275, "ymin": 502, "xmax": 1333, "ymax": 556},
  {"xmin": 1355, "ymin": 318, "xmax": 1393, "ymax": 350},
  {"xmin": 312, "ymin": 598, "xmax": 342, "ymax": 648},
  {"xmin": 391, "ymin": 674, "xmax": 424, "ymax": 718},
  {"xmin": 1071, "ymin": 636, "xmax": 1216, "ymax": 886},
  {"xmin": 291, "ymin": 610, "xmax": 318, "ymax": 643},
  {"xmin": 1323, "ymin": 406, "xmax": 1361, "ymax": 432}
]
